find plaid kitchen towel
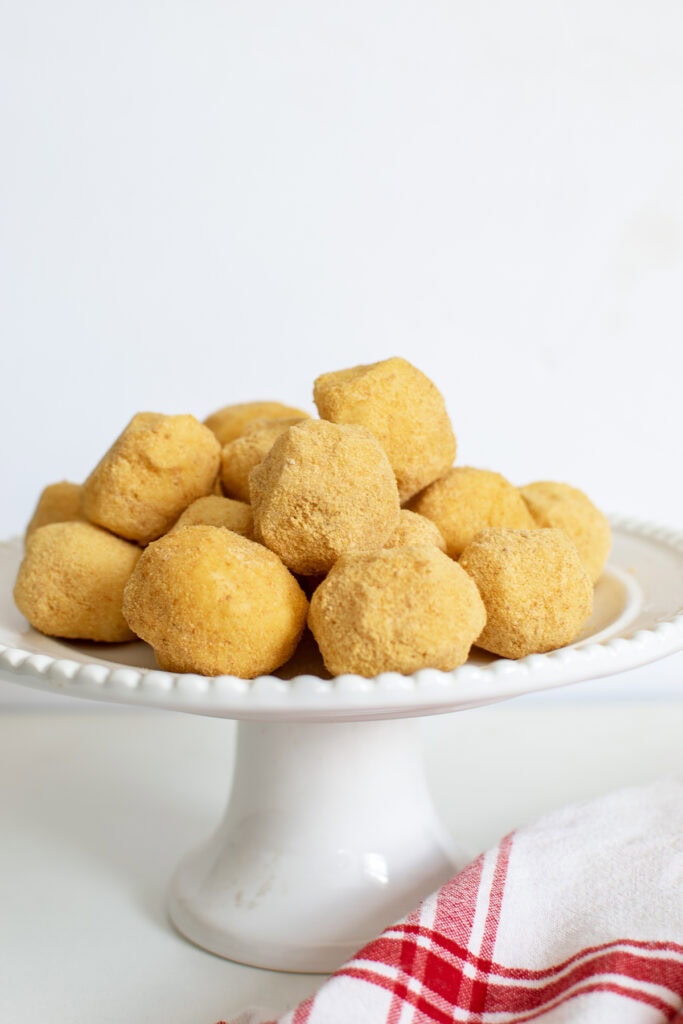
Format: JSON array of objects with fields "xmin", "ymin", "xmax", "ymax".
[{"xmin": 224, "ymin": 777, "xmax": 683, "ymax": 1023}]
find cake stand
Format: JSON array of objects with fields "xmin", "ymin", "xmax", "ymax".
[{"xmin": 2, "ymin": 516, "xmax": 683, "ymax": 973}]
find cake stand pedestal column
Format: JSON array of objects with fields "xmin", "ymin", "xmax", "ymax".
[{"xmin": 168, "ymin": 717, "xmax": 463, "ymax": 973}]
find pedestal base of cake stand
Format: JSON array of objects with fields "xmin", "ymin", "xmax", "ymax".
[{"xmin": 167, "ymin": 717, "xmax": 463, "ymax": 973}]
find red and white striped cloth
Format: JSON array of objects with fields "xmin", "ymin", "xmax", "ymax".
[{"xmin": 224, "ymin": 777, "xmax": 683, "ymax": 1024}]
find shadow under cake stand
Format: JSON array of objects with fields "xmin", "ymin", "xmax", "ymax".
[{"xmin": 1, "ymin": 516, "xmax": 683, "ymax": 973}]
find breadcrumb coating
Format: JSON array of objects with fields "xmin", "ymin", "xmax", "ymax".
[
  {"xmin": 25, "ymin": 481, "xmax": 84, "ymax": 542},
  {"xmin": 14, "ymin": 521, "xmax": 141, "ymax": 642},
  {"xmin": 167, "ymin": 495, "xmax": 253, "ymax": 538},
  {"xmin": 250, "ymin": 419, "xmax": 400, "ymax": 575},
  {"xmin": 520, "ymin": 481, "xmax": 611, "ymax": 583},
  {"xmin": 81, "ymin": 413, "xmax": 220, "ymax": 545},
  {"xmin": 308, "ymin": 546, "xmax": 486, "ymax": 677},
  {"xmin": 122, "ymin": 525, "xmax": 308, "ymax": 677},
  {"xmin": 459, "ymin": 528, "xmax": 593, "ymax": 659},
  {"xmin": 204, "ymin": 401, "xmax": 310, "ymax": 447},
  {"xmin": 384, "ymin": 509, "xmax": 447, "ymax": 552},
  {"xmin": 409, "ymin": 466, "xmax": 534, "ymax": 558},
  {"xmin": 220, "ymin": 416, "xmax": 307, "ymax": 502},
  {"xmin": 314, "ymin": 357, "xmax": 456, "ymax": 502}
]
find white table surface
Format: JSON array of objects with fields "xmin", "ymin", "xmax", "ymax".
[{"xmin": 1, "ymin": 670, "xmax": 682, "ymax": 1024}]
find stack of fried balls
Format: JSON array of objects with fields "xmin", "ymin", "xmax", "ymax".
[{"xmin": 14, "ymin": 358, "xmax": 610, "ymax": 678}]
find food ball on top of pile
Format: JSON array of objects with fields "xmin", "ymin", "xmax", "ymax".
[
  {"xmin": 14, "ymin": 521, "xmax": 141, "ymax": 642},
  {"xmin": 122, "ymin": 526, "xmax": 309, "ymax": 678},
  {"xmin": 250, "ymin": 419, "xmax": 400, "ymax": 576},
  {"xmin": 81, "ymin": 413, "xmax": 220, "ymax": 545},
  {"xmin": 313, "ymin": 357, "xmax": 456, "ymax": 503},
  {"xmin": 25, "ymin": 481, "xmax": 84, "ymax": 542},
  {"xmin": 459, "ymin": 528, "xmax": 593, "ymax": 659},
  {"xmin": 220, "ymin": 416, "xmax": 308, "ymax": 503},
  {"xmin": 308, "ymin": 546, "xmax": 486, "ymax": 677},
  {"xmin": 519, "ymin": 481, "xmax": 611, "ymax": 583},
  {"xmin": 409, "ymin": 466, "xmax": 534, "ymax": 559},
  {"xmin": 204, "ymin": 400, "xmax": 310, "ymax": 447}
]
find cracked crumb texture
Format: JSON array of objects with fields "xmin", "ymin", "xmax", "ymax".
[
  {"xmin": 520, "ymin": 481, "xmax": 611, "ymax": 584},
  {"xmin": 308, "ymin": 545, "xmax": 486, "ymax": 677},
  {"xmin": 122, "ymin": 525, "xmax": 309, "ymax": 677},
  {"xmin": 250, "ymin": 419, "xmax": 400, "ymax": 575},
  {"xmin": 220, "ymin": 416, "xmax": 307, "ymax": 502},
  {"xmin": 81, "ymin": 412, "xmax": 221, "ymax": 545},
  {"xmin": 204, "ymin": 400, "xmax": 310, "ymax": 447},
  {"xmin": 313, "ymin": 357, "xmax": 456, "ymax": 503},
  {"xmin": 459, "ymin": 528, "xmax": 593, "ymax": 659},
  {"xmin": 25, "ymin": 481, "xmax": 84, "ymax": 543},
  {"xmin": 167, "ymin": 495, "xmax": 253, "ymax": 538},
  {"xmin": 384, "ymin": 509, "xmax": 447, "ymax": 552},
  {"xmin": 409, "ymin": 466, "xmax": 535, "ymax": 558},
  {"xmin": 14, "ymin": 521, "xmax": 141, "ymax": 641}
]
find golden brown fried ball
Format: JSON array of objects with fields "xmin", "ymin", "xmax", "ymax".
[
  {"xmin": 313, "ymin": 357, "xmax": 456, "ymax": 503},
  {"xmin": 204, "ymin": 400, "xmax": 310, "ymax": 447},
  {"xmin": 409, "ymin": 467, "xmax": 535, "ymax": 559},
  {"xmin": 519, "ymin": 481, "xmax": 611, "ymax": 584},
  {"xmin": 122, "ymin": 526, "xmax": 308, "ymax": 677},
  {"xmin": 168, "ymin": 495, "xmax": 253, "ymax": 538},
  {"xmin": 308, "ymin": 546, "xmax": 486, "ymax": 677},
  {"xmin": 25, "ymin": 481, "xmax": 84, "ymax": 542},
  {"xmin": 220, "ymin": 416, "xmax": 307, "ymax": 502},
  {"xmin": 459, "ymin": 528, "xmax": 593, "ymax": 659},
  {"xmin": 250, "ymin": 420, "xmax": 400, "ymax": 575},
  {"xmin": 14, "ymin": 521, "xmax": 141, "ymax": 642},
  {"xmin": 81, "ymin": 413, "xmax": 221, "ymax": 545},
  {"xmin": 384, "ymin": 509, "xmax": 446, "ymax": 552}
]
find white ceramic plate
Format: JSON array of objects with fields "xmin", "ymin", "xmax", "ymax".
[{"xmin": 1, "ymin": 516, "xmax": 682, "ymax": 722}]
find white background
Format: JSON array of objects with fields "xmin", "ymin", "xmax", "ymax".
[{"xmin": 1, "ymin": 1, "xmax": 682, "ymax": 701}]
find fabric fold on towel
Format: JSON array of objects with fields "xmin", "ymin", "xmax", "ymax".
[{"xmin": 223, "ymin": 777, "xmax": 683, "ymax": 1023}]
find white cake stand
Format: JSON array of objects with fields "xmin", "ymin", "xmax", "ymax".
[{"xmin": 2, "ymin": 516, "xmax": 683, "ymax": 972}]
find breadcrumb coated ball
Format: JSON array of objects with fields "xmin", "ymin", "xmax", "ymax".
[
  {"xmin": 220, "ymin": 416, "xmax": 307, "ymax": 502},
  {"xmin": 409, "ymin": 466, "xmax": 535, "ymax": 559},
  {"xmin": 14, "ymin": 521, "xmax": 141, "ymax": 641},
  {"xmin": 81, "ymin": 413, "xmax": 221, "ymax": 545},
  {"xmin": 520, "ymin": 481, "xmax": 611, "ymax": 583},
  {"xmin": 308, "ymin": 546, "xmax": 486, "ymax": 677},
  {"xmin": 313, "ymin": 357, "xmax": 456, "ymax": 503},
  {"xmin": 204, "ymin": 401, "xmax": 310, "ymax": 447},
  {"xmin": 384, "ymin": 509, "xmax": 446, "ymax": 552},
  {"xmin": 122, "ymin": 526, "xmax": 309, "ymax": 677},
  {"xmin": 250, "ymin": 419, "xmax": 400, "ymax": 575},
  {"xmin": 25, "ymin": 481, "xmax": 84, "ymax": 542},
  {"xmin": 459, "ymin": 528, "xmax": 593, "ymax": 659},
  {"xmin": 168, "ymin": 495, "xmax": 253, "ymax": 538}
]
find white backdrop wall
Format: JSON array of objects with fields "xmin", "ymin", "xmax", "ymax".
[{"xmin": 1, "ymin": 2, "xmax": 682, "ymax": 701}]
